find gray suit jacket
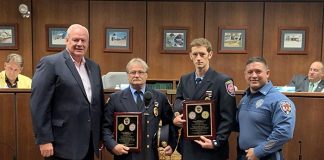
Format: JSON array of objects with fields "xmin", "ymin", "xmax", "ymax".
[
  {"xmin": 30, "ymin": 50, "xmax": 105, "ymax": 159},
  {"xmin": 289, "ymin": 74, "xmax": 324, "ymax": 92}
]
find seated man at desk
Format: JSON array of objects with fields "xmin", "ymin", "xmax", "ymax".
[
  {"xmin": 0, "ymin": 53, "xmax": 31, "ymax": 88},
  {"xmin": 288, "ymin": 61, "xmax": 324, "ymax": 92}
]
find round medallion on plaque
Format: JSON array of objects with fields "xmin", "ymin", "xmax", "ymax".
[
  {"xmin": 118, "ymin": 124, "xmax": 125, "ymax": 131},
  {"xmin": 189, "ymin": 111, "xmax": 196, "ymax": 119},
  {"xmin": 202, "ymin": 111, "xmax": 209, "ymax": 119}
]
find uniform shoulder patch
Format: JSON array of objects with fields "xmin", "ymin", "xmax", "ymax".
[
  {"xmin": 280, "ymin": 101, "xmax": 292, "ymax": 115},
  {"xmin": 225, "ymin": 80, "xmax": 235, "ymax": 96}
]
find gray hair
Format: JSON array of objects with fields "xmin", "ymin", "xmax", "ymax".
[
  {"xmin": 126, "ymin": 58, "xmax": 149, "ymax": 73},
  {"xmin": 6, "ymin": 53, "xmax": 23, "ymax": 67},
  {"xmin": 65, "ymin": 24, "xmax": 89, "ymax": 39}
]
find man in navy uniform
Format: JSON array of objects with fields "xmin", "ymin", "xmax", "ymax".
[
  {"xmin": 102, "ymin": 58, "xmax": 177, "ymax": 160},
  {"xmin": 173, "ymin": 38, "xmax": 237, "ymax": 160},
  {"xmin": 237, "ymin": 57, "xmax": 296, "ymax": 160}
]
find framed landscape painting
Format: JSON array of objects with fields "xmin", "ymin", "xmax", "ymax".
[
  {"xmin": 218, "ymin": 26, "xmax": 247, "ymax": 54},
  {"xmin": 105, "ymin": 27, "xmax": 133, "ymax": 53},
  {"xmin": 278, "ymin": 27, "xmax": 308, "ymax": 55},
  {"xmin": 0, "ymin": 24, "xmax": 18, "ymax": 50}
]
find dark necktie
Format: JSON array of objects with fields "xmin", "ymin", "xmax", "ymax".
[
  {"xmin": 196, "ymin": 78, "xmax": 202, "ymax": 88},
  {"xmin": 135, "ymin": 91, "xmax": 143, "ymax": 110}
]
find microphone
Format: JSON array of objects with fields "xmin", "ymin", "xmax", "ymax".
[
  {"xmin": 299, "ymin": 141, "xmax": 302, "ymax": 160},
  {"xmin": 144, "ymin": 91, "xmax": 153, "ymax": 107}
]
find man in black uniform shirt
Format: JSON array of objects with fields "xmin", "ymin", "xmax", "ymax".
[{"xmin": 173, "ymin": 38, "xmax": 237, "ymax": 160}]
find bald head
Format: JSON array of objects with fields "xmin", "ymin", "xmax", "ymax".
[
  {"xmin": 308, "ymin": 61, "xmax": 324, "ymax": 82},
  {"xmin": 65, "ymin": 24, "xmax": 89, "ymax": 39}
]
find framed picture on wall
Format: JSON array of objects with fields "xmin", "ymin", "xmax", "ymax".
[
  {"xmin": 218, "ymin": 26, "xmax": 247, "ymax": 54},
  {"xmin": 162, "ymin": 27, "xmax": 188, "ymax": 53},
  {"xmin": 46, "ymin": 25, "xmax": 68, "ymax": 51},
  {"xmin": 0, "ymin": 24, "xmax": 18, "ymax": 50},
  {"xmin": 278, "ymin": 27, "xmax": 308, "ymax": 55},
  {"xmin": 105, "ymin": 27, "xmax": 133, "ymax": 53}
]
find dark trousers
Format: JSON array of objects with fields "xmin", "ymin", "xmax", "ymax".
[
  {"xmin": 237, "ymin": 149, "xmax": 283, "ymax": 160},
  {"xmin": 45, "ymin": 135, "xmax": 94, "ymax": 160}
]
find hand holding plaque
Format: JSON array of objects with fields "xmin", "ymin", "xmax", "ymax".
[
  {"xmin": 182, "ymin": 100, "xmax": 216, "ymax": 140},
  {"xmin": 114, "ymin": 112, "xmax": 142, "ymax": 152}
]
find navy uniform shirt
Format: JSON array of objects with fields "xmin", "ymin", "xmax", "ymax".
[{"xmin": 238, "ymin": 81, "xmax": 296, "ymax": 158}]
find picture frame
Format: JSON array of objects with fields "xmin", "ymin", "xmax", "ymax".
[
  {"xmin": 114, "ymin": 112, "xmax": 142, "ymax": 152},
  {"xmin": 182, "ymin": 100, "xmax": 216, "ymax": 140},
  {"xmin": 278, "ymin": 27, "xmax": 308, "ymax": 55},
  {"xmin": 218, "ymin": 26, "xmax": 247, "ymax": 54},
  {"xmin": 162, "ymin": 27, "xmax": 188, "ymax": 53},
  {"xmin": 46, "ymin": 25, "xmax": 68, "ymax": 51},
  {"xmin": 0, "ymin": 24, "xmax": 18, "ymax": 50},
  {"xmin": 105, "ymin": 27, "xmax": 133, "ymax": 53}
]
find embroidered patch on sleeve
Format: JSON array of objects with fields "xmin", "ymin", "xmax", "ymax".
[
  {"xmin": 264, "ymin": 140, "xmax": 277, "ymax": 151},
  {"xmin": 225, "ymin": 80, "xmax": 235, "ymax": 96},
  {"xmin": 280, "ymin": 101, "xmax": 292, "ymax": 115}
]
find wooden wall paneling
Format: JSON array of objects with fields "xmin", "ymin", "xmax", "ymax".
[
  {"xmin": 0, "ymin": 93, "xmax": 16, "ymax": 159},
  {"xmin": 16, "ymin": 93, "xmax": 42, "ymax": 160},
  {"xmin": 322, "ymin": 3, "xmax": 324, "ymax": 62},
  {"xmin": 0, "ymin": 0, "xmax": 33, "ymax": 78},
  {"xmin": 283, "ymin": 97, "xmax": 324, "ymax": 160},
  {"xmin": 32, "ymin": 0, "xmax": 89, "ymax": 74},
  {"xmin": 147, "ymin": 2, "xmax": 205, "ymax": 80},
  {"xmin": 205, "ymin": 2, "xmax": 264, "ymax": 90},
  {"xmin": 0, "ymin": 0, "xmax": 19, "ymax": 67},
  {"xmin": 263, "ymin": 2, "xmax": 323, "ymax": 86},
  {"xmin": 18, "ymin": 0, "xmax": 33, "ymax": 78},
  {"xmin": 89, "ymin": 1, "xmax": 147, "ymax": 75}
]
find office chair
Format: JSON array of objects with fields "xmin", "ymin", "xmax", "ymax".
[{"xmin": 102, "ymin": 72, "xmax": 129, "ymax": 89}]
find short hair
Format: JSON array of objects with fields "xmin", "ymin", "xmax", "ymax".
[
  {"xmin": 246, "ymin": 56, "xmax": 268, "ymax": 69},
  {"xmin": 65, "ymin": 24, "xmax": 89, "ymax": 39},
  {"xmin": 126, "ymin": 58, "xmax": 149, "ymax": 73},
  {"xmin": 190, "ymin": 38, "xmax": 212, "ymax": 53},
  {"xmin": 6, "ymin": 53, "xmax": 23, "ymax": 67},
  {"xmin": 310, "ymin": 61, "xmax": 324, "ymax": 71}
]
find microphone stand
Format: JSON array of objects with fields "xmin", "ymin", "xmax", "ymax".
[{"xmin": 299, "ymin": 141, "xmax": 302, "ymax": 160}]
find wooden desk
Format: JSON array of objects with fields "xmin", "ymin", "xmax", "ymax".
[{"xmin": 0, "ymin": 89, "xmax": 323, "ymax": 160}]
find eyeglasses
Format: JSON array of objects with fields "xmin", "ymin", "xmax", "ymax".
[{"xmin": 128, "ymin": 70, "xmax": 147, "ymax": 76}]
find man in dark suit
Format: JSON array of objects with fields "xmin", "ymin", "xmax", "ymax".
[
  {"xmin": 30, "ymin": 24, "xmax": 105, "ymax": 160},
  {"xmin": 172, "ymin": 38, "xmax": 237, "ymax": 160},
  {"xmin": 102, "ymin": 58, "xmax": 177, "ymax": 160},
  {"xmin": 289, "ymin": 61, "xmax": 324, "ymax": 92}
]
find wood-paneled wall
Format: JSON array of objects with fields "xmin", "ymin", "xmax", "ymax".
[
  {"xmin": 1, "ymin": 0, "xmax": 324, "ymax": 89},
  {"xmin": 263, "ymin": 2, "xmax": 323, "ymax": 86}
]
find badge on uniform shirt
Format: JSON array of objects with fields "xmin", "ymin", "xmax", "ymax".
[
  {"xmin": 161, "ymin": 141, "xmax": 168, "ymax": 147},
  {"xmin": 280, "ymin": 101, "xmax": 292, "ymax": 115},
  {"xmin": 255, "ymin": 99, "xmax": 264, "ymax": 108},
  {"xmin": 225, "ymin": 80, "xmax": 235, "ymax": 97},
  {"xmin": 153, "ymin": 101, "xmax": 159, "ymax": 117}
]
